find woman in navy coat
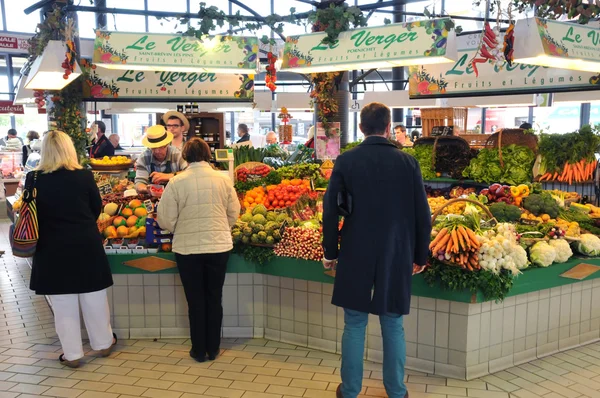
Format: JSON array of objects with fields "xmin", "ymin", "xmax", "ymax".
[{"xmin": 322, "ymin": 103, "xmax": 431, "ymax": 398}]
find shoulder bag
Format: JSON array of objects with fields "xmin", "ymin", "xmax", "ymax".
[{"xmin": 10, "ymin": 171, "xmax": 39, "ymax": 258}]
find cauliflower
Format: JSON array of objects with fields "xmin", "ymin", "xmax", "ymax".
[
  {"xmin": 510, "ymin": 245, "xmax": 529, "ymax": 270},
  {"xmin": 577, "ymin": 234, "xmax": 600, "ymax": 257},
  {"xmin": 548, "ymin": 239, "xmax": 573, "ymax": 263},
  {"xmin": 477, "ymin": 223, "xmax": 523, "ymax": 275},
  {"xmin": 529, "ymin": 241, "xmax": 557, "ymax": 267}
]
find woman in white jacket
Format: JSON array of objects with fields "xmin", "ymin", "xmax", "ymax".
[{"xmin": 158, "ymin": 138, "xmax": 241, "ymax": 362}]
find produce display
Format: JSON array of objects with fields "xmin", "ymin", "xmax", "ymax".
[
  {"xmin": 90, "ymin": 156, "xmax": 132, "ymax": 167},
  {"xmin": 537, "ymin": 125, "xmax": 600, "ymax": 184},
  {"xmin": 462, "ymin": 144, "xmax": 535, "ymax": 185},
  {"xmin": 84, "ymin": 122, "xmax": 600, "ymax": 302}
]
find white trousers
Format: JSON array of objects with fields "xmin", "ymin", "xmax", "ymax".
[{"xmin": 49, "ymin": 289, "xmax": 113, "ymax": 361}]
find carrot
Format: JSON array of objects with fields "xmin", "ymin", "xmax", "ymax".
[
  {"xmin": 433, "ymin": 234, "xmax": 451, "ymax": 254},
  {"xmin": 553, "ymin": 171, "xmax": 559, "ymax": 180},
  {"xmin": 458, "ymin": 226, "xmax": 471, "ymax": 249},
  {"xmin": 580, "ymin": 159, "xmax": 586, "ymax": 175},
  {"xmin": 465, "ymin": 228, "xmax": 480, "ymax": 248},
  {"xmin": 451, "ymin": 229, "xmax": 459, "ymax": 253},
  {"xmin": 429, "ymin": 228, "xmax": 448, "ymax": 249},
  {"xmin": 446, "ymin": 236, "xmax": 454, "ymax": 254}
]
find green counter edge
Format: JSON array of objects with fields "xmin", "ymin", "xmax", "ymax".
[{"xmin": 107, "ymin": 254, "xmax": 600, "ymax": 304}]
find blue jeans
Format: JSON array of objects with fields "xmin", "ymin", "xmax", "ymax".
[{"xmin": 341, "ymin": 309, "xmax": 407, "ymax": 398}]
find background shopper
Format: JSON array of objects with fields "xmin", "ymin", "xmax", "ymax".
[
  {"xmin": 29, "ymin": 130, "xmax": 115, "ymax": 368},
  {"xmin": 90, "ymin": 121, "xmax": 114, "ymax": 158},
  {"xmin": 22, "ymin": 130, "xmax": 40, "ymax": 165},
  {"xmin": 322, "ymin": 103, "xmax": 431, "ymax": 398},
  {"xmin": 158, "ymin": 138, "xmax": 240, "ymax": 362}
]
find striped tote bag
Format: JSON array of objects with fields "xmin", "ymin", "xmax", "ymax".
[{"xmin": 10, "ymin": 171, "xmax": 39, "ymax": 258}]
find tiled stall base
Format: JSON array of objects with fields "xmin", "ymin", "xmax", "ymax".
[{"xmin": 108, "ymin": 273, "xmax": 600, "ymax": 380}]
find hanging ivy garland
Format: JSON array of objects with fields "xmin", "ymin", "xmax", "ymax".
[
  {"xmin": 475, "ymin": 0, "xmax": 600, "ymax": 25},
  {"xmin": 26, "ymin": 2, "xmax": 88, "ymax": 160}
]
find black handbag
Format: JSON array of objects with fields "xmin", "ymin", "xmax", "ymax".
[{"xmin": 337, "ymin": 191, "xmax": 352, "ymax": 217}]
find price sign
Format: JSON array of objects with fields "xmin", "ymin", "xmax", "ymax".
[
  {"xmin": 97, "ymin": 181, "xmax": 113, "ymax": 196},
  {"xmin": 431, "ymin": 126, "xmax": 454, "ymax": 136},
  {"xmin": 144, "ymin": 199, "xmax": 154, "ymax": 214}
]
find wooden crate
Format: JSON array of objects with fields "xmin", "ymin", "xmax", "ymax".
[
  {"xmin": 421, "ymin": 108, "xmax": 468, "ymax": 137},
  {"xmin": 458, "ymin": 134, "xmax": 490, "ymax": 148}
]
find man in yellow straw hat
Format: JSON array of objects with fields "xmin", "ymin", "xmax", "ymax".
[
  {"xmin": 162, "ymin": 110, "xmax": 190, "ymax": 151},
  {"xmin": 135, "ymin": 125, "xmax": 187, "ymax": 194}
]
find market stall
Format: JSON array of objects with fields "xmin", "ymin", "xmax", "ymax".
[{"xmin": 12, "ymin": 0, "xmax": 600, "ymax": 383}]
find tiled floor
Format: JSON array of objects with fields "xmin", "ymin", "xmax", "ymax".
[{"xmin": 0, "ymin": 223, "xmax": 598, "ymax": 397}]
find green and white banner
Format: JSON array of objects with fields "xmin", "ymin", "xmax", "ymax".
[
  {"xmin": 281, "ymin": 18, "xmax": 457, "ymax": 73},
  {"xmin": 92, "ymin": 31, "xmax": 259, "ymax": 73},
  {"xmin": 81, "ymin": 60, "xmax": 254, "ymax": 101},
  {"xmin": 409, "ymin": 33, "xmax": 600, "ymax": 98}
]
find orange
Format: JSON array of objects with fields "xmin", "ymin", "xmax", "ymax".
[
  {"xmin": 103, "ymin": 226, "xmax": 117, "ymax": 239},
  {"xmin": 247, "ymin": 197, "xmax": 255, "ymax": 204},
  {"xmin": 129, "ymin": 199, "xmax": 143, "ymax": 208},
  {"xmin": 113, "ymin": 216, "xmax": 126, "ymax": 227},
  {"xmin": 161, "ymin": 243, "xmax": 172, "ymax": 252},
  {"xmin": 121, "ymin": 207, "xmax": 133, "ymax": 218},
  {"xmin": 134, "ymin": 207, "xmax": 148, "ymax": 218},
  {"xmin": 243, "ymin": 201, "xmax": 250, "ymax": 208},
  {"xmin": 126, "ymin": 216, "xmax": 138, "ymax": 227},
  {"xmin": 117, "ymin": 226, "xmax": 129, "ymax": 238}
]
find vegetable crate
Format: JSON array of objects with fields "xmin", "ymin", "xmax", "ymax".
[{"xmin": 421, "ymin": 108, "xmax": 468, "ymax": 137}]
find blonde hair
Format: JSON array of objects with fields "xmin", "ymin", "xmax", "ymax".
[{"xmin": 37, "ymin": 130, "xmax": 82, "ymax": 173}]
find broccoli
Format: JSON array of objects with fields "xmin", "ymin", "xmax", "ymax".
[
  {"xmin": 489, "ymin": 202, "xmax": 522, "ymax": 222},
  {"xmin": 523, "ymin": 193, "xmax": 560, "ymax": 218}
]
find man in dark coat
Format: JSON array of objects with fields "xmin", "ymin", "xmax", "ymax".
[
  {"xmin": 322, "ymin": 102, "xmax": 431, "ymax": 398},
  {"xmin": 90, "ymin": 121, "xmax": 115, "ymax": 159}
]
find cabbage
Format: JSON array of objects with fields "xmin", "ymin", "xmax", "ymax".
[
  {"xmin": 548, "ymin": 239, "xmax": 573, "ymax": 263},
  {"xmin": 577, "ymin": 234, "xmax": 600, "ymax": 257},
  {"xmin": 529, "ymin": 241, "xmax": 557, "ymax": 267}
]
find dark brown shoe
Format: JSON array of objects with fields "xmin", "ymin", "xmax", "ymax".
[{"xmin": 336, "ymin": 384, "xmax": 343, "ymax": 398}]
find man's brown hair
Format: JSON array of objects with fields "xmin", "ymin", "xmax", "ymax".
[
  {"xmin": 182, "ymin": 137, "xmax": 211, "ymax": 163},
  {"xmin": 360, "ymin": 102, "xmax": 391, "ymax": 136}
]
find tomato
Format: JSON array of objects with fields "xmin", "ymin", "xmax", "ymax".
[
  {"xmin": 283, "ymin": 195, "xmax": 290, "ymax": 201},
  {"xmin": 285, "ymin": 201, "xmax": 292, "ymax": 207},
  {"xmin": 276, "ymin": 195, "xmax": 283, "ymax": 200}
]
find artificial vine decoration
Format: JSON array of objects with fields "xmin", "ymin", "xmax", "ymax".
[
  {"xmin": 265, "ymin": 51, "xmax": 277, "ymax": 92},
  {"xmin": 477, "ymin": 0, "xmax": 600, "ymax": 25},
  {"xmin": 180, "ymin": 2, "xmax": 303, "ymax": 45},
  {"xmin": 308, "ymin": 2, "xmax": 367, "ymax": 45},
  {"xmin": 307, "ymin": 2, "xmax": 367, "ymax": 138},
  {"xmin": 25, "ymin": 1, "xmax": 87, "ymax": 160},
  {"xmin": 309, "ymin": 72, "xmax": 343, "ymax": 137},
  {"xmin": 50, "ymin": 82, "xmax": 88, "ymax": 161}
]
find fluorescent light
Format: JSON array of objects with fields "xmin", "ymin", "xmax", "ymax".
[
  {"xmin": 25, "ymin": 40, "xmax": 81, "ymax": 90},
  {"xmin": 363, "ymin": 90, "xmax": 439, "ymax": 108},
  {"xmin": 554, "ymin": 91, "xmax": 600, "ymax": 104},
  {"xmin": 13, "ymin": 77, "xmax": 36, "ymax": 104},
  {"xmin": 513, "ymin": 55, "xmax": 600, "ymax": 73},
  {"xmin": 285, "ymin": 58, "xmax": 455, "ymax": 74},
  {"xmin": 97, "ymin": 63, "xmax": 256, "ymax": 75},
  {"xmin": 133, "ymin": 108, "xmax": 169, "ymax": 113},
  {"xmin": 513, "ymin": 18, "xmax": 600, "ymax": 74}
]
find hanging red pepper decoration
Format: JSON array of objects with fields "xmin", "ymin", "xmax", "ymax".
[
  {"xmin": 265, "ymin": 52, "xmax": 277, "ymax": 92},
  {"xmin": 503, "ymin": 24, "xmax": 515, "ymax": 67}
]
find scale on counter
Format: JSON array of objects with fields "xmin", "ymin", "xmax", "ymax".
[{"xmin": 215, "ymin": 148, "xmax": 234, "ymax": 181}]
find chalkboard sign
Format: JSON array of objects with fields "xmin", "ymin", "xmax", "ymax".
[
  {"xmin": 431, "ymin": 126, "xmax": 454, "ymax": 136},
  {"xmin": 97, "ymin": 181, "xmax": 113, "ymax": 196}
]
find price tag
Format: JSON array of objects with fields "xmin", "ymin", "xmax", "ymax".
[
  {"xmin": 97, "ymin": 181, "xmax": 113, "ymax": 196},
  {"xmin": 431, "ymin": 126, "xmax": 454, "ymax": 136},
  {"xmin": 144, "ymin": 199, "xmax": 154, "ymax": 214}
]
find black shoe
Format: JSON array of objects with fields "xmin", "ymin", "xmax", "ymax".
[
  {"xmin": 189, "ymin": 349, "xmax": 206, "ymax": 363},
  {"xmin": 208, "ymin": 351, "xmax": 219, "ymax": 361}
]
